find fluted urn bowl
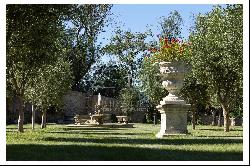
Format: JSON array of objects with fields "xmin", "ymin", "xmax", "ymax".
[{"xmin": 159, "ymin": 61, "xmax": 186, "ymax": 95}]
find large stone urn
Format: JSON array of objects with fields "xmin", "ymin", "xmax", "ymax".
[{"xmin": 156, "ymin": 61, "xmax": 190, "ymax": 138}]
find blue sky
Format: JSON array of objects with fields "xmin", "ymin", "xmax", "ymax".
[
  {"xmin": 109, "ymin": 4, "xmax": 217, "ymax": 38},
  {"xmin": 99, "ymin": 4, "xmax": 220, "ymax": 62}
]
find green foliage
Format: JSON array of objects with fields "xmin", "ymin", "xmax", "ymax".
[
  {"xmin": 230, "ymin": 92, "xmax": 243, "ymax": 118},
  {"xmin": 104, "ymin": 29, "xmax": 150, "ymax": 87},
  {"xmin": 180, "ymin": 72, "xmax": 209, "ymax": 128},
  {"xmin": 63, "ymin": 4, "xmax": 113, "ymax": 90},
  {"xmin": 158, "ymin": 10, "xmax": 183, "ymax": 38},
  {"xmin": 82, "ymin": 62, "xmax": 127, "ymax": 98},
  {"xmin": 104, "ymin": 29, "xmax": 150, "ymax": 63},
  {"xmin": 7, "ymin": 4, "xmax": 74, "ymax": 111},
  {"xmin": 119, "ymin": 87, "xmax": 140, "ymax": 116},
  {"xmin": 190, "ymin": 5, "xmax": 243, "ymax": 98},
  {"xmin": 6, "ymin": 5, "xmax": 67, "ymax": 96},
  {"xmin": 6, "ymin": 4, "xmax": 111, "ymax": 110},
  {"xmin": 139, "ymin": 61, "xmax": 167, "ymax": 105},
  {"xmin": 25, "ymin": 57, "xmax": 73, "ymax": 111},
  {"xmin": 180, "ymin": 72, "xmax": 209, "ymax": 107}
]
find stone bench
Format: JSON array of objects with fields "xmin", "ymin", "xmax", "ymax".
[
  {"xmin": 73, "ymin": 114, "xmax": 90, "ymax": 125},
  {"xmin": 116, "ymin": 116, "xmax": 129, "ymax": 124}
]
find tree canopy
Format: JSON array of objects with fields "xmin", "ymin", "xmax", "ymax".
[
  {"xmin": 104, "ymin": 29, "xmax": 150, "ymax": 87},
  {"xmin": 63, "ymin": 4, "xmax": 113, "ymax": 91},
  {"xmin": 158, "ymin": 10, "xmax": 183, "ymax": 39},
  {"xmin": 82, "ymin": 62, "xmax": 127, "ymax": 98}
]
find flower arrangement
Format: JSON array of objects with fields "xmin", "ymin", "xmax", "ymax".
[{"xmin": 144, "ymin": 35, "xmax": 192, "ymax": 64}]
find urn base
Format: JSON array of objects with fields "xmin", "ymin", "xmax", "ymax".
[{"xmin": 156, "ymin": 95, "xmax": 190, "ymax": 138}]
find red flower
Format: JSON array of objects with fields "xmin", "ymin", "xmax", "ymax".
[
  {"xmin": 164, "ymin": 38, "xmax": 168, "ymax": 45},
  {"xmin": 164, "ymin": 45, "xmax": 169, "ymax": 48}
]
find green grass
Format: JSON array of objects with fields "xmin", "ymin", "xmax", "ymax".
[{"xmin": 6, "ymin": 123, "xmax": 243, "ymax": 161}]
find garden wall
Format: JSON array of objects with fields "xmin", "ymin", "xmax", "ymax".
[{"xmin": 200, "ymin": 114, "xmax": 243, "ymax": 126}]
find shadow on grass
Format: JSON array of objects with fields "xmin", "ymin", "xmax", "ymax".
[
  {"xmin": 195, "ymin": 135, "xmax": 243, "ymax": 138},
  {"xmin": 6, "ymin": 144, "xmax": 243, "ymax": 161},
  {"xmin": 197, "ymin": 128, "xmax": 243, "ymax": 131},
  {"xmin": 6, "ymin": 130, "xmax": 17, "ymax": 133},
  {"xmin": 42, "ymin": 137, "xmax": 242, "ymax": 145},
  {"xmin": 46, "ymin": 131, "xmax": 152, "ymax": 136},
  {"xmin": 63, "ymin": 127, "xmax": 125, "ymax": 131},
  {"xmin": 6, "ymin": 127, "xmax": 31, "ymax": 130}
]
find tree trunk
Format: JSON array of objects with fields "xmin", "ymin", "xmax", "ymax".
[
  {"xmin": 127, "ymin": 62, "xmax": 133, "ymax": 88},
  {"xmin": 127, "ymin": 74, "xmax": 131, "ymax": 88},
  {"xmin": 41, "ymin": 111, "xmax": 47, "ymax": 129},
  {"xmin": 217, "ymin": 108, "xmax": 222, "ymax": 127},
  {"xmin": 192, "ymin": 106, "xmax": 196, "ymax": 130},
  {"xmin": 211, "ymin": 108, "xmax": 216, "ymax": 126},
  {"xmin": 18, "ymin": 108, "xmax": 24, "ymax": 132},
  {"xmin": 15, "ymin": 95, "xmax": 24, "ymax": 132},
  {"xmin": 217, "ymin": 90, "xmax": 229, "ymax": 131},
  {"xmin": 127, "ymin": 71, "xmax": 132, "ymax": 88},
  {"xmin": 221, "ymin": 104, "xmax": 230, "ymax": 132},
  {"xmin": 31, "ymin": 104, "xmax": 35, "ymax": 130}
]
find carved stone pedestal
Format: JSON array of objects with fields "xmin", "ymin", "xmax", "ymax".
[{"xmin": 156, "ymin": 103, "xmax": 189, "ymax": 138}]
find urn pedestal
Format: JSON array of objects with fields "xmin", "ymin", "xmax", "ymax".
[{"xmin": 156, "ymin": 61, "xmax": 190, "ymax": 138}]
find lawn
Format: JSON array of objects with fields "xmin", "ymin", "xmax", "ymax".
[{"xmin": 6, "ymin": 123, "xmax": 243, "ymax": 161}]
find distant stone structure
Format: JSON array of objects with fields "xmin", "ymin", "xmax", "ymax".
[
  {"xmin": 62, "ymin": 91, "xmax": 147, "ymax": 123},
  {"xmin": 63, "ymin": 91, "xmax": 121, "ymax": 116}
]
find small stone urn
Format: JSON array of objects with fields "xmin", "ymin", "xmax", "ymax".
[{"xmin": 156, "ymin": 61, "xmax": 190, "ymax": 138}]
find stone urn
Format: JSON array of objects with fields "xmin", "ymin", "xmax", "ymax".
[{"xmin": 156, "ymin": 61, "xmax": 190, "ymax": 138}]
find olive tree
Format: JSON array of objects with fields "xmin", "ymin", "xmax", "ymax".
[
  {"xmin": 189, "ymin": 5, "xmax": 243, "ymax": 132},
  {"xmin": 25, "ymin": 57, "xmax": 73, "ymax": 129},
  {"xmin": 6, "ymin": 5, "xmax": 68, "ymax": 132}
]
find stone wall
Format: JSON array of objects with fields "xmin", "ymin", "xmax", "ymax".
[
  {"xmin": 63, "ymin": 91, "xmax": 87, "ymax": 116},
  {"xmin": 130, "ymin": 111, "xmax": 146, "ymax": 123},
  {"xmin": 62, "ymin": 91, "xmax": 122, "ymax": 116},
  {"xmin": 200, "ymin": 114, "xmax": 243, "ymax": 126}
]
